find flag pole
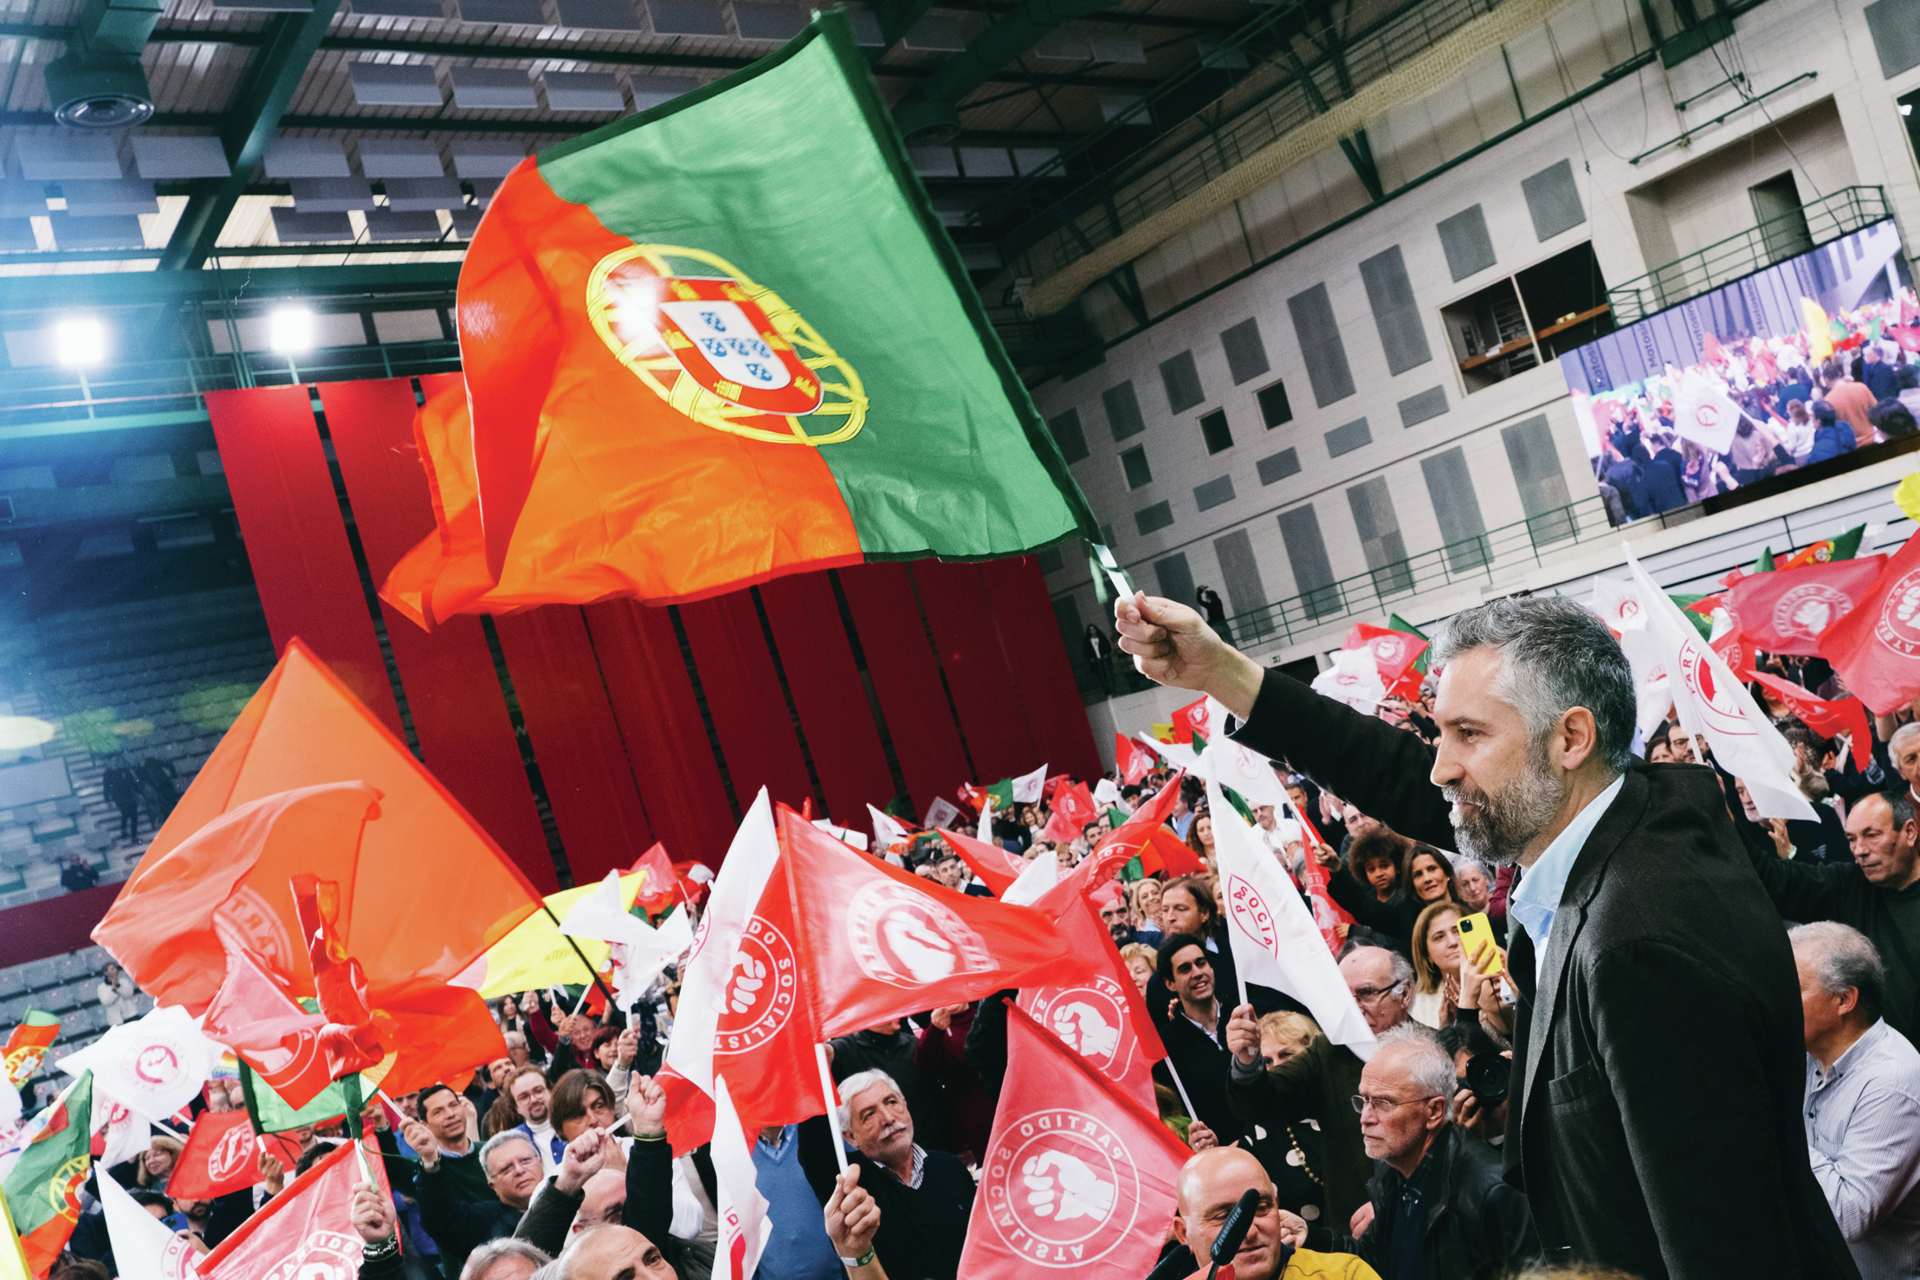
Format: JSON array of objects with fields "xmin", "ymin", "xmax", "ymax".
[
  {"xmin": 540, "ymin": 902, "xmax": 620, "ymax": 1011},
  {"xmin": 1162, "ymin": 1058, "xmax": 1200, "ymax": 1124},
  {"xmin": 814, "ymin": 1044, "xmax": 848, "ymax": 1176}
]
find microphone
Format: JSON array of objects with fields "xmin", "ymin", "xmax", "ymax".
[{"xmin": 1207, "ymin": 1188, "xmax": 1262, "ymax": 1277}]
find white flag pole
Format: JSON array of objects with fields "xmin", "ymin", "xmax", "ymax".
[
  {"xmin": 1162, "ymin": 1058, "xmax": 1200, "ymax": 1123},
  {"xmin": 814, "ymin": 1044, "xmax": 848, "ymax": 1175}
]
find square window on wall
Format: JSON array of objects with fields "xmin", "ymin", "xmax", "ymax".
[
  {"xmin": 1121, "ymin": 445, "xmax": 1152, "ymax": 489},
  {"xmin": 1257, "ymin": 382, "xmax": 1292, "ymax": 429},
  {"xmin": 1199, "ymin": 410, "xmax": 1233, "ymax": 454}
]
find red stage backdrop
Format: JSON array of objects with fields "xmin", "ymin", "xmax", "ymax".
[{"xmin": 202, "ymin": 377, "xmax": 1100, "ymax": 887}]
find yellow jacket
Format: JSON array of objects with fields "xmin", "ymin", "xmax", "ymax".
[{"xmin": 1284, "ymin": 1248, "xmax": 1383, "ymax": 1280}]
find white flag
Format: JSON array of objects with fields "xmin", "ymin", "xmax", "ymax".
[
  {"xmin": 1671, "ymin": 368, "xmax": 1743, "ymax": 454},
  {"xmin": 1000, "ymin": 844, "xmax": 1059, "ymax": 907},
  {"xmin": 922, "ymin": 797, "xmax": 963, "ymax": 830},
  {"xmin": 1590, "ymin": 576, "xmax": 1648, "ymax": 634},
  {"xmin": 1207, "ymin": 777, "xmax": 1376, "ymax": 1060},
  {"xmin": 710, "ymin": 1075, "xmax": 771, "ymax": 1280},
  {"xmin": 812, "ymin": 818, "xmax": 869, "ymax": 851},
  {"xmin": 1011, "ymin": 764, "xmax": 1048, "ymax": 804},
  {"xmin": 1193, "ymin": 697, "xmax": 1291, "ymax": 809},
  {"xmin": 1310, "ymin": 649, "xmax": 1385, "ymax": 715},
  {"xmin": 1617, "ymin": 630, "xmax": 1676, "ymax": 740},
  {"xmin": 58, "ymin": 1006, "xmax": 212, "ymax": 1124},
  {"xmin": 100, "ymin": 1164, "xmax": 198, "ymax": 1280},
  {"xmin": 93, "ymin": 1092, "xmax": 152, "ymax": 1170},
  {"xmin": 1092, "ymin": 778, "xmax": 1122, "ymax": 805},
  {"xmin": 560, "ymin": 871, "xmax": 695, "ymax": 1012},
  {"xmin": 1625, "ymin": 548, "xmax": 1814, "ymax": 820},
  {"xmin": 1137, "ymin": 734, "xmax": 1200, "ymax": 773},
  {"xmin": 665, "ymin": 789, "xmax": 781, "ymax": 1102},
  {"xmin": 867, "ymin": 804, "xmax": 911, "ymax": 865}
]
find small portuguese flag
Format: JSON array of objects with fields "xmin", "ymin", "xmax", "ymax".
[
  {"xmin": 3, "ymin": 1071, "xmax": 91, "ymax": 1278},
  {"xmin": 382, "ymin": 11, "xmax": 1096, "ymax": 628},
  {"xmin": 2, "ymin": 1013, "xmax": 58, "ymax": 1089}
]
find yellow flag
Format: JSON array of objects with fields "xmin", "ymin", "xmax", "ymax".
[
  {"xmin": 474, "ymin": 870, "xmax": 648, "ymax": 998},
  {"xmin": 0, "ymin": 1186, "xmax": 32, "ymax": 1280},
  {"xmin": 1803, "ymin": 297, "xmax": 1834, "ymax": 362}
]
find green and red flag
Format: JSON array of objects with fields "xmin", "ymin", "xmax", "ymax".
[
  {"xmin": 1, "ymin": 1015, "xmax": 56, "ymax": 1090},
  {"xmin": 1779, "ymin": 525, "xmax": 1868, "ymax": 570},
  {"xmin": 3, "ymin": 1071, "xmax": 91, "ymax": 1277},
  {"xmin": 381, "ymin": 12, "xmax": 1096, "ymax": 628}
]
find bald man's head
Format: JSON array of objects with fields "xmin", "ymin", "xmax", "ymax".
[{"xmin": 1174, "ymin": 1148, "xmax": 1285, "ymax": 1280}]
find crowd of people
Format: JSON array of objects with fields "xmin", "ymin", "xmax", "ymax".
[
  {"xmin": 22, "ymin": 557, "xmax": 1920, "ymax": 1280},
  {"xmin": 1589, "ymin": 293, "xmax": 1920, "ymax": 524}
]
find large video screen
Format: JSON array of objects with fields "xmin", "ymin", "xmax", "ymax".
[{"xmin": 1557, "ymin": 219, "xmax": 1916, "ymax": 527}]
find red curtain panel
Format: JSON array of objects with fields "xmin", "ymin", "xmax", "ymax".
[
  {"xmin": 676, "ymin": 592, "xmax": 817, "ymax": 816},
  {"xmin": 977, "ymin": 556, "xmax": 1104, "ymax": 783},
  {"xmin": 911, "ymin": 561, "xmax": 1041, "ymax": 783}
]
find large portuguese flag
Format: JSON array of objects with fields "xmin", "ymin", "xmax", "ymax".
[
  {"xmin": 2, "ymin": 1071, "xmax": 91, "ymax": 1277},
  {"xmin": 381, "ymin": 11, "xmax": 1097, "ymax": 628}
]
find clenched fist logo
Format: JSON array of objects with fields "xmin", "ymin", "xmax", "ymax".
[
  {"xmin": 847, "ymin": 882, "xmax": 993, "ymax": 988},
  {"xmin": 883, "ymin": 913, "xmax": 957, "ymax": 982},
  {"xmin": 1022, "ymin": 1150, "xmax": 1116, "ymax": 1224},
  {"xmin": 714, "ymin": 916, "xmax": 798, "ymax": 1053},
  {"xmin": 727, "ymin": 952, "xmax": 765, "ymax": 1015},
  {"xmin": 1050, "ymin": 1003, "xmax": 1120, "ymax": 1059}
]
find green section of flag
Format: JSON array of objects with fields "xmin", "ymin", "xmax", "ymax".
[
  {"xmin": 534, "ymin": 13, "xmax": 1095, "ymax": 560},
  {"xmin": 985, "ymin": 779, "xmax": 1014, "ymax": 808},
  {"xmin": 4, "ymin": 1071, "xmax": 90, "ymax": 1238},
  {"xmin": 1830, "ymin": 524, "xmax": 1866, "ymax": 561},
  {"xmin": 1120, "ymin": 856, "xmax": 1143, "ymax": 882},
  {"xmin": 239, "ymin": 1062, "xmax": 348, "ymax": 1134},
  {"xmin": 1106, "ymin": 807, "xmax": 1129, "ymax": 827},
  {"xmin": 1388, "ymin": 614, "xmax": 1429, "ymax": 673},
  {"xmin": 1756, "ymin": 547, "xmax": 1775, "ymax": 572},
  {"xmin": 1669, "ymin": 595, "xmax": 1714, "ymax": 640},
  {"xmin": 15, "ymin": 1012, "xmax": 55, "ymax": 1030}
]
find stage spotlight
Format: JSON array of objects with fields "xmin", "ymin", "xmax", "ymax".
[
  {"xmin": 269, "ymin": 307, "xmax": 316, "ymax": 354},
  {"xmin": 53, "ymin": 317, "xmax": 106, "ymax": 367}
]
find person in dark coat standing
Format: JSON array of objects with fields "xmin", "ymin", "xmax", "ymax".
[
  {"xmin": 102, "ymin": 758, "xmax": 140, "ymax": 843},
  {"xmin": 1196, "ymin": 585, "xmax": 1231, "ymax": 640},
  {"xmin": 1083, "ymin": 623, "xmax": 1116, "ymax": 695},
  {"xmin": 1114, "ymin": 589, "xmax": 1860, "ymax": 1280}
]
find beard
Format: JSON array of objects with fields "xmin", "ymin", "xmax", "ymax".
[{"xmin": 1444, "ymin": 746, "xmax": 1568, "ymax": 865}]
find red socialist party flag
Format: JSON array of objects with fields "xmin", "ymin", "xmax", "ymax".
[
  {"xmin": 1169, "ymin": 699, "xmax": 1210, "ymax": 745},
  {"xmin": 198, "ymin": 1132, "xmax": 390, "ymax": 1280},
  {"xmin": 169, "ymin": 1110, "xmax": 304, "ymax": 1201},
  {"xmin": 1113, "ymin": 735, "xmax": 1153, "ymax": 786},
  {"xmin": 937, "ymin": 827, "xmax": 1025, "ymax": 897},
  {"xmin": 780, "ymin": 808, "xmax": 1101, "ymax": 1037},
  {"xmin": 1341, "ymin": 623, "xmax": 1427, "ymax": 691},
  {"xmin": 1711, "ymin": 628, "xmax": 1756, "ymax": 683},
  {"xmin": 1016, "ymin": 894, "xmax": 1162, "ymax": 1111},
  {"xmin": 631, "ymin": 842, "xmax": 683, "ymax": 915},
  {"xmin": 1727, "ymin": 557, "xmax": 1886, "ymax": 656},
  {"xmin": 1819, "ymin": 530, "xmax": 1920, "ymax": 714},
  {"xmin": 1750, "ymin": 671, "xmax": 1874, "ymax": 771},
  {"xmin": 960, "ymin": 1003, "xmax": 1191, "ymax": 1277},
  {"xmin": 1040, "ymin": 783, "xmax": 1100, "ymax": 845}
]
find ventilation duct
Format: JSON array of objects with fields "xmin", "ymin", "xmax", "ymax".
[{"xmin": 45, "ymin": 0, "xmax": 164, "ymax": 128}]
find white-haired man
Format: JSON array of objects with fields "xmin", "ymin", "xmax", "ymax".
[
  {"xmin": 1304, "ymin": 1027, "xmax": 1536, "ymax": 1279},
  {"xmin": 1793, "ymin": 922, "xmax": 1920, "ymax": 1279},
  {"xmin": 404, "ymin": 1123, "xmax": 544, "ymax": 1278},
  {"xmin": 796, "ymin": 1069, "xmax": 974, "ymax": 1280}
]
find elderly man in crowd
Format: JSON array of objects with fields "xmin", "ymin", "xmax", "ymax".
[
  {"xmin": 1167, "ymin": 1146, "xmax": 1377, "ymax": 1279},
  {"xmin": 1304, "ymin": 1028, "xmax": 1536, "ymax": 1279},
  {"xmin": 406, "ymin": 1120, "xmax": 544, "ymax": 1278},
  {"xmin": 1793, "ymin": 922, "xmax": 1920, "ymax": 1279},
  {"xmin": 797, "ymin": 1069, "xmax": 974, "ymax": 1280},
  {"xmin": 1118, "ymin": 589, "xmax": 1857, "ymax": 1280},
  {"xmin": 1747, "ymin": 789, "xmax": 1920, "ymax": 1039},
  {"xmin": 1225, "ymin": 945, "xmax": 1414, "ymax": 1229},
  {"xmin": 355, "ymin": 1183, "xmax": 551, "ymax": 1280}
]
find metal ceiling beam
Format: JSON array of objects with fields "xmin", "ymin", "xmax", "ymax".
[
  {"xmin": 157, "ymin": 0, "xmax": 345, "ymax": 272},
  {"xmin": 0, "ymin": 261, "xmax": 460, "ymax": 313}
]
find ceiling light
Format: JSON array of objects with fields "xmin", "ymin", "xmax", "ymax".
[
  {"xmin": 53, "ymin": 317, "xmax": 106, "ymax": 367},
  {"xmin": 269, "ymin": 307, "xmax": 315, "ymax": 354}
]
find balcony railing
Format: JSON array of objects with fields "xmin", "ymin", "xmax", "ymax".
[{"xmin": 1606, "ymin": 186, "xmax": 1891, "ymax": 325}]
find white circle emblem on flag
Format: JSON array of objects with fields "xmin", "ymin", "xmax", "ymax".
[
  {"xmin": 213, "ymin": 885, "xmax": 294, "ymax": 973},
  {"xmin": 714, "ymin": 916, "xmax": 796, "ymax": 1055},
  {"xmin": 205, "ymin": 1123, "xmax": 257, "ymax": 1183},
  {"xmin": 125, "ymin": 1041, "xmax": 184, "ymax": 1093},
  {"xmin": 1369, "ymin": 636, "xmax": 1405, "ymax": 666},
  {"xmin": 160, "ymin": 1231, "xmax": 197, "ymax": 1280},
  {"xmin": 1772, "ymin": 584, "xmax": 1852, "ymax": 641},
  {"xmin": 1026, "ymin": 979, "xmax": 1134, "ymax": 1081},
  {"xmin": 260, "ymin": 1230, "xmax": 362, "ymax": 1280},
  {"xmin": 983, "ymin": 1109, "xmax": 1140, "ymax": 1265},
  {"xmin": 845, "ymin": 882, "xmax": 992, "ymax": 988},
  {"xmin": 1224, "ymin": 874, "xmax": 1280, "ymax": 958},
  {"xmin": 1876, "ymin": 568, "xmax": 1920, "ymax": 658},
  {"xmin": 1676, "ymin": 638, "xmax": 1752, "ymax": 736}
]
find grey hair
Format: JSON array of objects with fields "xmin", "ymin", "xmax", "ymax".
[
  {"xmin": 1790, "ymin": 922, "xmax": 1886, "ymax": 1021},
  {"xmin": 460, "ymin": 1238, "xmax": 550, "ymax": 1280},
  {"xmin": 479, "ymin": 1131, "xmax": 538, "ymax": 1179},
  {"xmin": 1433, "ymin": 596, "xmax": 1636, "ymax": 773},
  {"xmin": 1374, "ymin": 1025, "xmax": 1455, "ymax": 1120},
  {"xmin": 1889, "ymin": 789, "xmax": 1917, "ymax": 831},
  {"xmin": 553, "ymin": 1226, "xmax": 626, "ymax": 1280},
  {"xmin": 1889, "ymin": 723, "xmax": 1920, "ymax": 761},
  {"xmin": 835, "ymin": 1069, "xmax": 902, "ymax": 1134},
  {"xmin": 1384, "ymin": 948, "xmax": 1415, "ymax": 991},
  {"xmin": 1453, "ymin": 856, "xmax": 1491, "ymax": 883},
  {"xmin": 502, "ymin": 1030, "xmax": 527, "ymax": 1049}
]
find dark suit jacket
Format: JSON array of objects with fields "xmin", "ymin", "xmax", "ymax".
[{"xmin": 1230, "ymin": 668, "xmax": 1860, "ymax": 1280}]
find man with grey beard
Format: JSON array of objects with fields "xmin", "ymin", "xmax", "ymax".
[{"xmin": 1114, "ymin": 591, "xmax": 1859, "ymax": 1280}]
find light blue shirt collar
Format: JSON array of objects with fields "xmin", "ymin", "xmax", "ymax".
[{"xmin": 1507, "ymin": 774, "xmax": 1625, "ymax": 968}]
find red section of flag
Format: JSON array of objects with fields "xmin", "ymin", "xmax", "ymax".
[
  {"xmin": 780, "ymin": 808, "xmax": 1100, "ymax": 1038},
  {"xmin": 658, "ymin": 1064, "xmax": 720, "ymax": 1158},
  {"xmin": 1138, "ymin": 829, "xmax": 1206, "ymax": 880},
  {"xmin": 1113, "ymin": 736, "xmax": 1152, "ymax": 786},
  {"xmin": 938, "ymin": 828, "xmax": 1025, "ymax": 897},
  {"xmin": 1818, "ymin": 531, "xmax": 1920, "ymax": 715},
  {"xmin": 1015, "ymin": 895, "xmax": 1162, "ymax": 1111},
  {"xmin": 631, "ymin": 842, "xmax": 682, "ymax": 914},
  {"xmin": 1711, "ymin": 628, "xmax": 1756, "ymax": 683},
  {"xmin": 1169, "ymin": 699, "xmax": 1208, "ymax": 745},
  {"xmin": 1041, "ymin": 783, "xmax": 1098, "ymax": 844},
  {"xmin": 958, "ymin": 1003, "xmax": 1191, "ymax": 1279},
  {"xmin": 170, "ymin": 1110, "xmax": 304, "ymax": 1201},
  {"xmin": 199, "ymin": 1130, "xmax": 390, "ymax": 1280},
  {"xmin": 1290, "ymin": 806, "xmax": 1353, "ymax": 954},
  {"xmin": 1730, "ymin": 557, "xmax": 1888, "ymax": 657},
  {"xmin": 1750, "ymin": 672, "xmax": 1874, "ymax": 772},
  {"xmin": 1341, "ymin": 623, "xmax": 1427, "ymax": 691},
  {"xmin": 1077, "ymin": 774, "xmax": 1184, "ymax": 890}
]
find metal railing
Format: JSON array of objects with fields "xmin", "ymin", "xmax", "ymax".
[
  {"xmin": 1606, "ymin": 186, "xmax": 1891, "ymax": 325},
  {"xmin": 0, "ymin": 340, "xmax": 464, "ymax": 431},
  {"xmin": 1215, "ymin": 494, "xmax": 1617, "ymax": 652}
]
